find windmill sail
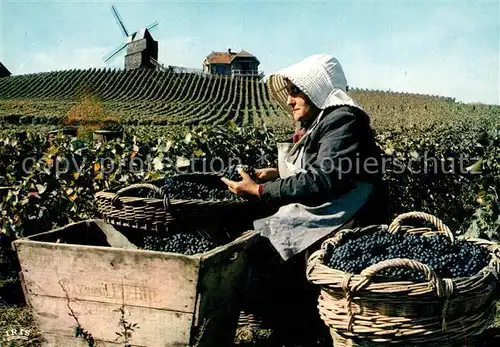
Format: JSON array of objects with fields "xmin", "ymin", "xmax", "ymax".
[
  {"xmin": 103, "ymin": 42, "xmax": 127, "ymax": 64},
  {"xmin": 147, "ymin": 22, "xmax": 158, "ymax": 31},
  {"xmin": 111, "ymin": 4, "xmax": 129, "ymax": 37}
]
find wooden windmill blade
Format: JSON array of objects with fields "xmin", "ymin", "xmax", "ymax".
[
  {"xmin": 111, "ymin": 4, "xmax": 129, "ymax": 37},
  {"xmin": 102, "ymin": 42, "xmax": 128, "ymax": 64},
  {"xmin": 102, "ymin": 4, "xmax": 130, "ymax": 65},
  {"xmin": 147, "ymin": 21, "xmax": 158, "ymax": 32}
]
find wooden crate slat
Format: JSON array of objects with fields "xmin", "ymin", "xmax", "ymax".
[
  {"xmin": 15, "ymin": 241, "xmax": 199, "ymax": 313},
  {"xmin": 29, "ymin": 294, "xmax": 193, "ymax": 347}
]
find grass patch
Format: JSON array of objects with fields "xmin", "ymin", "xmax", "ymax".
[{"xmin": 0, "ymin": 305, "xmax": 43, "ymax": 346}]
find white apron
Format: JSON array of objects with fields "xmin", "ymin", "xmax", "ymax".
[{"xmin": 253, "ymin": 110, "xmax": 374, "ymax": 261}]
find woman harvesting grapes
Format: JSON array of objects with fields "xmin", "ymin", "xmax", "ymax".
[
  {"xmin": 221, "ymin": 54, "xmax": 388, "ymax": 345},
  {"xmin": 222, "ymin": 54, "xmax": 387, "ymax": 258}
]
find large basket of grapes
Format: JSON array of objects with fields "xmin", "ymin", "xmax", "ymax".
[
  {"xmin": 306, "ymin": 211, "xmax": 500, "ymax": 347},
  {"xmin": 95, "ymin": 165, "xmax": 267, "ymax": 234}
]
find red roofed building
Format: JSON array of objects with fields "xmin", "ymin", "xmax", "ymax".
[{"xmin": 202, "ymin": 48, "xmax": 263, "ymax": 78}]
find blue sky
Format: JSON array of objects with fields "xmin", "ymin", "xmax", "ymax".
[{"xmin": 1, "ymin": 0, "xmax": 499, "ymax": 104}]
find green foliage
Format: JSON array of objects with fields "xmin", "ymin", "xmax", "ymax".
[
  {"xmin": 465, "ymin": 125, "xmax": 500, "ymax": 241},
  {"xmin": 0, "ymin": 306, "xmax": 43, "ymax": 346},
  {"xmin": 0, "ymin": 124, "xmax": 276, "ymax": 239},
  {"xmin": 114, "ymin": 305, "xmax": 139, "ymax": 346},
  {"xmin": 0, "ymin": 109, "xmax": 499, "ymax": 243},
  {"xmin": 74, "ymin": 326, "xmax": 95, "ymax": 347},
  {"xmin": 375, "ymin": 124, "xmax": 482, "ymax": 232}
]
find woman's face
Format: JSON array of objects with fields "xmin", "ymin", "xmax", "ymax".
[{"xmin": 285, "ymin": 80, "xmax": 319, "ymax": 122}]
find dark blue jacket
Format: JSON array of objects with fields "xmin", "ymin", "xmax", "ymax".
[{"xmin": 260, "ymin": 105, "xmax": 388, "ymax": 225}]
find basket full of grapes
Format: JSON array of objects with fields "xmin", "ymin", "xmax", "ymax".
[
  {"xmin": 94, "ymin": 165, "xmax": 263, "ymax": 233},
  {"xmin": 306, "ymin": 211, "xmax": 500, "ymax": 347},
  {"xmin": 93, "ymin": 120, "xmax": 124, "ymax": 141}
]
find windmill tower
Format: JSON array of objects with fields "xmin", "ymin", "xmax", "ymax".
[{"xmin": 102, "ymin": 5, "xmax": 159, "ymax": 70}]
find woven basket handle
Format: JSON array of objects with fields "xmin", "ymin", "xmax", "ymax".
[
  {"xmin": 111, "ymin": 183, "xmax": 171, "ymax": 210},
  {"xmin": 351, "ymin": 258, "xmax": 450, "ymax": 298},
  {"xmin": 306, "ymin": 248, "xmax": 324, "ymax": 281},
  {"xmin": 388, "ymin": 211, "xmax": 454, "ymax": 242}
]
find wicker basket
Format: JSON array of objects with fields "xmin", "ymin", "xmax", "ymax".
[
  {"xmin": 94, "ymin": 172, "xmax": 261, "ymax": 234},
  {"xmin": 47, "ymin": 126, "xmax": 78, "ymax": 144},
  {"xmin": 47, "ymin": 125, "xmax": 78, "ymax": 137},
  {"xmin": 93, "ymin": 129, "xmax": 123, "ymax": 142},
  {"xmin": 306, "ymin": 211, "xmax": 500, "ymax": 347}
]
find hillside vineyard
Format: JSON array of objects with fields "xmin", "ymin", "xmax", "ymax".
[
  {"xmin": 1, "ymin": 68, "xmax": 497, "ymax": 137},
  {"xmin": 0, "ymin": 68, "xmax": 283, "ymax": 127}
]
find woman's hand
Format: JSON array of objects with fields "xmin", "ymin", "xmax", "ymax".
[
  {"xmin": 254, "ymin": 168, "xmax": 279, "ymax": 182},
  {"xmin": 221, "ymin": 168, "xmax": 261, "ymax": 197}
]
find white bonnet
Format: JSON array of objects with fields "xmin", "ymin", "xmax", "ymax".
[{"xmin": 268, "ymin": 54, "xmax": 362, "ymax": 113}]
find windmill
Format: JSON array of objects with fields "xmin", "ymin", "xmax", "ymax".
[{"xmin": 102, "ymin": 4, "xmax": 159, "ymax": 70}]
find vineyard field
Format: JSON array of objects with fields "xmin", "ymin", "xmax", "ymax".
[
  {"xmin": 0, "ymin": 67, "xmax": 499, "ymax": 346},
  {"xmin": 1, "ymin": 68, "xmax": 499, "ymax": 138}
]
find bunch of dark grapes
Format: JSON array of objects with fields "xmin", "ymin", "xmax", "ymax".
[
  {"xmin": 163, "ymin": 164, "xmax": 257, "ymax": 202},
  {"xmin": 220, "ymin": 165, "xmax": 257, "ymax": 181},
  {"xmin": 325, "ymin": 230, "xmax": 491, "ymax": 282},
  {"xmin": 142, "ymin": 232, "xmax": 217, "ymax": 255},
  {"xmin": 163, "ymin": 179, "xmax": 232, "ymax": 200}
]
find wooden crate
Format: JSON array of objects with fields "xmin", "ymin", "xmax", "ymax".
[{"xmin": 12, "ymin": 219, "xmax": 259, "ymax": 347}]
